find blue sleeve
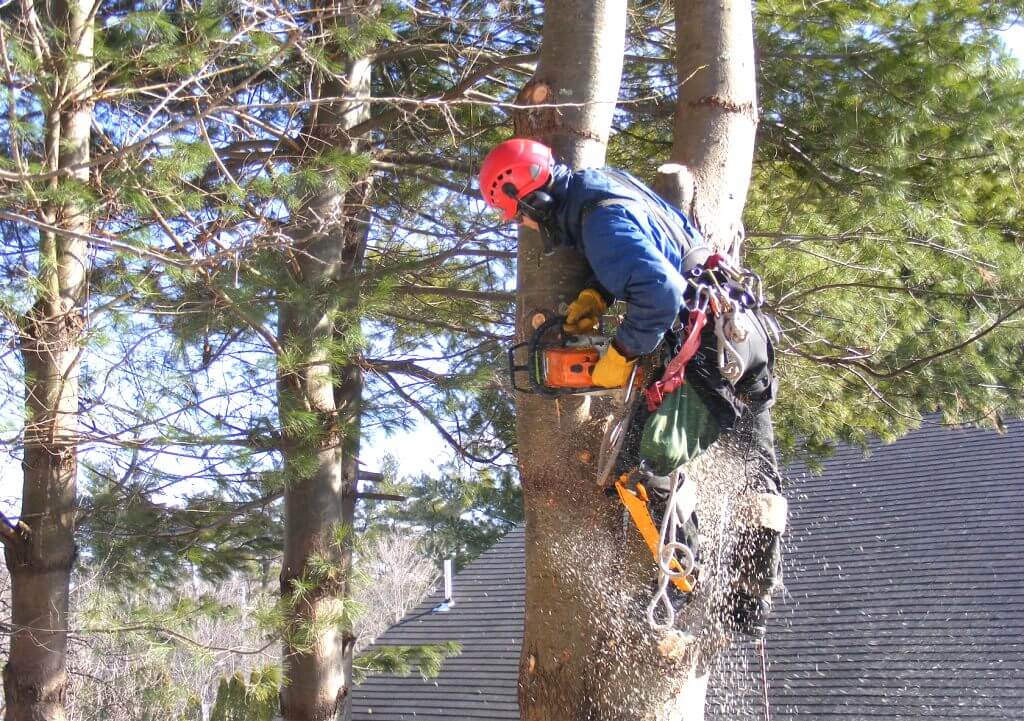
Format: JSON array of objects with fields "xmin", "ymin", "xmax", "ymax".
[{"xmin": 581, "ymin": 205, "xmax": 684, "ymax": 356}]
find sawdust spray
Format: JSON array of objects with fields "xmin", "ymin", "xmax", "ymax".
[{"xmin": 537, "ymin": 438, "xmax": 772, "ymax": 721}]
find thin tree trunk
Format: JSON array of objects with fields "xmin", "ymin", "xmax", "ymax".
[
  {"xmin": 277, "ymin": 3, "xmax": 376, "ymax": 720},
  {"xmin": 660, "ymin": 2, "xmax": 760, "ymax": 719},
  {"xmin": 3, "ymin": 0, "xmax": 93, "ymax": 718},
  {"xmin": 672, "ymin": 0, "xmax": 759, "ymax": 258}
]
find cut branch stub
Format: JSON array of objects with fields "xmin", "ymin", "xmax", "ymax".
[
  {"xmin": 654, "ymin": 163, "xmax": 696, "ymax": 214},
  {"xmin": 513, "ymin": 80, "xmax": 556, "ymax": 140},
  {"xmin": 512, "ymin": 80, "xmax": 603, "ymax": 147}
]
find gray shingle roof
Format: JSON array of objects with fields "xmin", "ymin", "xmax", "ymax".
[
  {"xmin": 352, "ymin": 527, "xmax": 525, "ymax": 721},
  {"xmin": 352, "ymin": 421, "xmax": 1024, "ymax": 720}
]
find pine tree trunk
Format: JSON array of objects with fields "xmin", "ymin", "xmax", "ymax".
[
  {"xmin": 277, "ymin": 4, "xmax": 376, "ymax": 720},
  {"xmin": 512, "ymin": 3, "xmax": 643, "ymax": 720},
  {"xmin": 3, "ymin": 0, "xmax": 93, "ymax": 719},
  {"xmin": 671, "ymin": 0, "xmax": 759, "ymax": 257},
  {"xmin": 662, "ymin": 2, "xmax": 760, "ymax": 718},
  {"xmin": 514, "ymin": 1, "xmax": 760, "ymax": 719}
]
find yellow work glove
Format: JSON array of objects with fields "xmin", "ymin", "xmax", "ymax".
[
  {"xmin": 563, "ymin": 288, "xmax": 608, "ymax": 334},
  {"xmin": 592, "ymin": 343, "xmax": 636, "ymax": 388}
]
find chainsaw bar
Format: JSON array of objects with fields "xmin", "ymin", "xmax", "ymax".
[{"xmin": 595, "ymin": 362, "xmax": 646, "ymax": 488}]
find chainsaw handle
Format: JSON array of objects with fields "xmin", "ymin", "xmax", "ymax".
[
  {"xmin": 507, "ymin": 341, "xmax": 540, "ymax": 394},
  {"xmin": 507, "ymin": 314, "xmax": 617, "ymax": 397},
  {"xmin": 508, "ymin": 316, "xmax": 564, "ymax": 396}
]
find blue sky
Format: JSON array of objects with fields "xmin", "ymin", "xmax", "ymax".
[{"xmin": 1004, "ymin": 24, "xmax": 1024, "ymax": 58}]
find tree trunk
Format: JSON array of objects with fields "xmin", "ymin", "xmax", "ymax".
[
  {"xmin": 662, "ymin": 2, "xmax": 761, "ymax": 719},
  {"xmin": 514, "ymin": 1, "xmax": 760, "ymax": 719},
  {"xmin": 3, "ymin": 0, "xmax": 93, "ymax": 719},
  {"xmin": 672, "ymin": 0, "xmax": 759, "ymax": 258},
  {"xmin": 277, "ymin": 4, "xmax": 376, "ymax": 720},
  {"xmin": 512, "ymin": 3, "xmax": 650, "ymax": 720}
]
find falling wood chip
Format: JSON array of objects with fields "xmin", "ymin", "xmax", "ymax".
[{"xmin": 657, "ymin": 630, "xmax": 697, "ymax": 660}]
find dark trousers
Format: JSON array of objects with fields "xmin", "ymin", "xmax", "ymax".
[{"xmin": 720, "ymin": 405, "xmax": 785, "ymax": 599}]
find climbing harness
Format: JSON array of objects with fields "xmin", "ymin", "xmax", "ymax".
[
  {"xmin": 691, "ymin": 254, "xmax": 768, "ymax": 385},
  {"xmin": 643, "ymin": 304, "xmax": 707, "ymax": 412}
]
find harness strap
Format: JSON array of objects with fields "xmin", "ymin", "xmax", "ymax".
[
  {"xmin": 644, "ymin": 309, "xmax": 707, "ymax": 412},
  {"xmin": 580, "ymin": 169, "xmax": 701, "ymax": 258}
]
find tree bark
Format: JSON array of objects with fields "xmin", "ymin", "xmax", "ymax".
[
  {"xmin": 514, "ymin": 1, "xmax": 760, "ymax": 719},
  {"xmin": 672, "ymin": 0, "xmax": 759, "ymax": 258},
  {"xmin": 662, "ymin": 2, "xmax": 761, "ymax": 719},
  {"xmin": 277, "ymin": 3, "xmax": 376, "ymax": 720},
  {"xmin": 512, "ymin": 3, "xmax": 654, "ymax": 720},
  {"xmin": 3, "ymin": 0, "xmax": 93, "ymax": 719}
]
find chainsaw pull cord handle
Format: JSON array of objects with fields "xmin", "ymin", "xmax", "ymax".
[{"xmin": 646, "ymin": 469, "xmax": 698, "ymax": 631}]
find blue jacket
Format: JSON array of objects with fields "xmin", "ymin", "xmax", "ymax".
[{"xmin": 547, "ymin": 165, "xmax": 707, "ymax": 356}]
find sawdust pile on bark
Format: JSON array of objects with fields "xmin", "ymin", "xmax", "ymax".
[{"xmin": 542, "ymin": 443, "xmax": 760, "ymax": 720}]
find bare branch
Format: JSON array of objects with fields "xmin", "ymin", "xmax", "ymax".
[
  {"xmin": 375, "ymin": 372, "xmax": 503, "ymax": 464},
  {"xmin": 355, "ymin": 492, "xmax": 406, "ymax": 502},
  {"xmin": 394, "ymin": 285, "xmax": 514, "ymax": 303}
]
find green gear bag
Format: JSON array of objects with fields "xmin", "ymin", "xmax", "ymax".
[{"xmin": 639, "ymin": 383, "xmax": 721, "ymax": 475}]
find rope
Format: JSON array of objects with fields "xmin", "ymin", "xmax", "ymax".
[
  {"xmin": 645, "ymin": 470, "xmax": 697, "ymax": 630},
  {"xmin": 759, "ymin": 638, "xmax": 772, "ymax": 721},
  {"xmin": 644, "ymin": 309, "xmax": 707, "ymax": 412}
]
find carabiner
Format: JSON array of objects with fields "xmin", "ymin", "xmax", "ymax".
[
  {"xmin": 715, "ymin": 313, "xmax": 746, "ymax": 383},
  {"xmin": 685, "ymin": 283, "xmax": 711, "ymax": 314}
]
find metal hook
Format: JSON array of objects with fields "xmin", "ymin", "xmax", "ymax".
[{"xmin": 715, "ymin": 313, "xmax": 746, "ymax": 383}]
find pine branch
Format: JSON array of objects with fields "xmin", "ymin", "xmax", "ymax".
[
  {"xmin": 150, "ymin": 491, "xmax": 284, "ymax": 539},
  {"xmin": 376, "ymin": 372, "xmax": 503, "ymax": 464},
  {"xmin": 75, "ymin": 625, "xmax": 277, "ymax": 656},
  {"xmin": 395, "ymin": 285, "xmax": 514, "ymax": 303},
  {"xmin": 365, "ymin": 359, "xmax": 448, "ymax": 384},
  {"xmin": 355, "ymin": 492, "xmax": 406, "ymax": 502},
  {"xmin": 791, "ymin": 299, "xmax": 1024, "ymax": 380},
  {"xmin": 358, "ymin": 244, "xmax": 512, "ymax": 285},
  {"xmin": 0, "ymin": 210, "xmax": 194, "ymax": 268},
  {"xmin": 376, "ymin": 309, "xmax": 509, "ymax": 340},
  {"xmin": 338, "ymin": 52, "xmax": 539, "ymax": 138},
  {"xmin": 374, "ymin": 150, "xmax": 477, "ymax": 174}
]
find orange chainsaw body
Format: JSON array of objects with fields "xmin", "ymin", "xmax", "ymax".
[{"xmin": 542, "ymin": 346, "xmax": 601, "ymax": 388}]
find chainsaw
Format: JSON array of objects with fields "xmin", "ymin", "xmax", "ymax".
[
  {"xmin": 507, "ymin": 312, "xmax": 697, "ymax": 625},
  {"xmin": 507, "ymin": 311, "xmax": 616, "ymax": 397},
  {"xmin": 507, "ymin": 310, "xmax": 646, "ymax": 485}
]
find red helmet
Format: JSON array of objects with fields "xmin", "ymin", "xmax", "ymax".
[{"xmin": 479, "ymin": 139, "xmax": 554, "ymax": 220}]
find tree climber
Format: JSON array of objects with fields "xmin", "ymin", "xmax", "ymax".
[{"xmin": 480, "ymin": 138, "xmax": 787, "ymax": 638}]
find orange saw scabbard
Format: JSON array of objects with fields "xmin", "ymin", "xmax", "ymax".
[{"xmin": 614, "ymin": 478, "xmax": 694, "ymax": 594}]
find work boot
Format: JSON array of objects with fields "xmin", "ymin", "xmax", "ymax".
[
  {"xmin": 719, "ymin": 590, "xmax": 772, "ymax": 638},
  {"xmin": 718, "ymin": 526, "xmax": 782, "ymax": 639}
]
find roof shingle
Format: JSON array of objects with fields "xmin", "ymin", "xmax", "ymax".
[{"xmin": 352, "ymin": 421, "xmax": 1024, "ymax": 720}]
